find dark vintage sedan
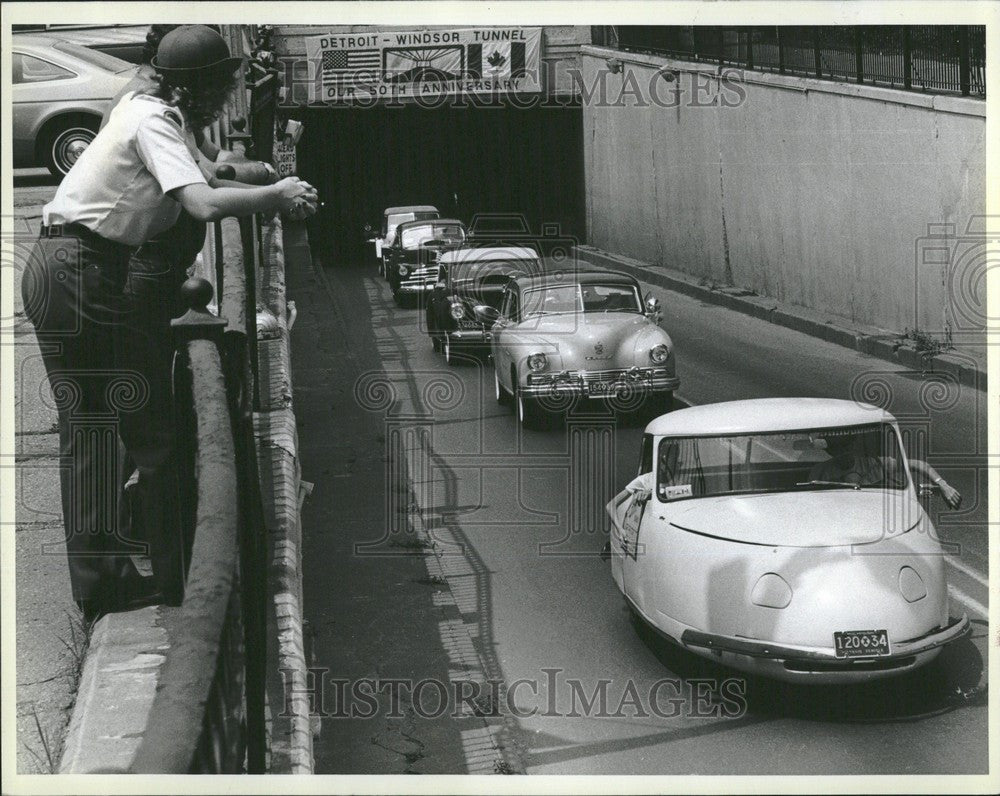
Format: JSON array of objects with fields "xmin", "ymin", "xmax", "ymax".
[
  {"xmin": 386, "ymin": 218, "xmax": 467, "ymax": 306},
  {"xmin": 425, "ymin": 244, "xmax": 541, "ymax": 364}
]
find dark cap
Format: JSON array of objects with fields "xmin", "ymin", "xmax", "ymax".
[{"xmin": 151, "ymin": 25, "xmax": 242, "ymax": 80}]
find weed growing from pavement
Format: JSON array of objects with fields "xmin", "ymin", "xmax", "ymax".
[
  {"xmin": 20, "ymin": 610, "xmax": 95, "ymax": 773},
  {"xmin": 896, "ymin": 327, "xmax": 953, "ymax": 360}
]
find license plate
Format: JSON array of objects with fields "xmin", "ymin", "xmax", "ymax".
[
  {"xmin": 833, "ymin": 629, "xmax": 891, "ymax": 658},
  {"xmin": 586, "ymin": 380, "xmax": 621, "ymax": 396}
]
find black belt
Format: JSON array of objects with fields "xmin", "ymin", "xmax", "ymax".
[{"xmin": 39, "ymin": 223, "xmax": 133, "ymax": 256}]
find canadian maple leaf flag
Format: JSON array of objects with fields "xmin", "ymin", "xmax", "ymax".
[{"xmin": 466, "ymin": 41, "xmax": 526, "ymax": 79}]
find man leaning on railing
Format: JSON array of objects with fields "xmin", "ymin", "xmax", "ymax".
[{"xmin": 20, "ymin": 25, "xmax": 319, "ymax": 623}]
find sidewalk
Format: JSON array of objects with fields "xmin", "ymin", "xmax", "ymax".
[
  {"xmin": 575, "ymin": 245, "xmax": 987, "ymax": 392},
  {"xmin": 13, "ymin": 178, "xmax": 82, "ymax": 773}
]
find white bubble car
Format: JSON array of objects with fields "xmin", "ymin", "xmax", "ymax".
[{"xmin": 608, "ymin": 398, "xmax": 969, "ymax": 683}]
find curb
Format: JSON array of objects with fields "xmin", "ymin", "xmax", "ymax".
[
  {"xmin": 58, "ymin": 607, "xmax": 167, "ymax": 773},
  {"xmin": 574, "ymin": 245, "xmax": 987, "ymax": 393}
]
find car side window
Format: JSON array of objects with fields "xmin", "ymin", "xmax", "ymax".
[
  {"xmin": 13, "ymin": 53, "xmax": 75, "ymax": 84},
  {"xmin": 507, "ymin": 291, "xmax": 519, "ymax": 322}
]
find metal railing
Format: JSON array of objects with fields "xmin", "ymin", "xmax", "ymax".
[
  {"xmin": 130, "ymin": 94, "xmax": 278, "ymax": 771},
  {"xmin": 609, "ymin": 25, "xmax": 987, "ymax": 97}
]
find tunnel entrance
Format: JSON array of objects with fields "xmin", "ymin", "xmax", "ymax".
[{"xmin": 296, "ymin": 100, "xmax": 585, "ymax": 264}]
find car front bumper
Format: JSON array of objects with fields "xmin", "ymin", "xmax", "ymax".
[
  {"xmin": 520, "ymin": 368, "xmax": 680, "ymax": 398},
  {"xmin": 679, "ymin": 614, "xmax": 970, "ymax": 678},
  {"xmin": 444, "ymin": 324, "xmax": 490, "ymax": 343}
]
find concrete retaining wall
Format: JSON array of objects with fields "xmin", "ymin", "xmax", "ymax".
[{"xmin": 581, "ymin": 46, "xmax": 986, "ymax": 337}]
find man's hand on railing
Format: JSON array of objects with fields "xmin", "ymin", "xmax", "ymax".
[{"xmin": 275, "ymin": 177, "xmax": 319, "ymax": 220}]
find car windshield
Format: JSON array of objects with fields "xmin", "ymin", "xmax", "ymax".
[
  {"xmin": 386, "ymin": 211, "xmax": 438, "ymax": 237},
  {"xmin": 656, "ymin": 423, "xmax": 908, "ymax": 502},
  {"xmin": 400, "ymin": 223, "xmax": 466, "ymax": 249},
  {"xmin": 521, "ymin": 283, "xmax": 641, "ymax": 317},
  {"xmin": 449, "ymin": 258, "xmax": 538, "ymax": 285}
]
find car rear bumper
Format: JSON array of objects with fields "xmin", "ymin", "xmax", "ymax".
[{"xmin": 680, "ymin": 614, "xmax": 970, "ymax": 673}]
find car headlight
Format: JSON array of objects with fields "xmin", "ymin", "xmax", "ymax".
[
  {"xmin": 398, "ymin": 265, "xmax": 409, "ymax": 276},
  {"xmin": 750, "ymin": 573, "xmax": 792, "ymax": 609},
  {"xmin": 450, "ymin": 303, "xmax": 465, "ymax": 320},
  {"xmin": 898, "ymin": 566, "xmax": 927, "ymax": 603},
  {"xmin": 527, "ymin": 352, "xmax": 547, "ymax": 372},
  {"xmin": 650, "ymin": 344, "xmax": 670, "ymax": 364}
]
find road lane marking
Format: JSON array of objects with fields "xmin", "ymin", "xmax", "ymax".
[
  {"xmin": 947, "ymin": 582, "xmax": 988, "ymax": 620},
  {"xmin": 945, "ymin": 554, "xmax": 989, "ymax": 588}
]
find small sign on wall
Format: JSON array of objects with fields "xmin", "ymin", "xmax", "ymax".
[{"xmin": 274, "ymin": 139, "xmax": 297, "ymax": 177}]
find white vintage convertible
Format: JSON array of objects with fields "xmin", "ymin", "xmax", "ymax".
[{"xmin": 608, "ymin": 398, "xmax": 969, "ymax": 683}]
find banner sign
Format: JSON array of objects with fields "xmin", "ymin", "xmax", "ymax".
[{"xmin": 304, "ymin": 27, "xmax": 543, "ymax": 102}]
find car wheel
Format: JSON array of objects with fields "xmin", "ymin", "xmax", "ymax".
[
  {"xmin": 494, "ymin": 366, "xmax": 511, "ymax": 406},
  {"xmin": 431, "ymin": 334, "xmax": 441, "ymax": 352},
  {"xmin": 43, "ymin": 116, "xmax": 99, "ymax": 177},
  {"xmin": 393, "ymin": 289, "xmax": 405, "ymax": 308},
  {"xmin": 515, "ymin": 375, "xmax": 544, "ymax": 430}
]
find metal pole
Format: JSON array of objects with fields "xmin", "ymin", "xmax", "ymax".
[
  {"xmin": 813, "ymin": 27, "xmax": 823, "ymax": 78},
  {"xmin": 776, "ymin": 26, "xmax": 785, "ymax": 74},
  {"xmin": 903, "ymin": 27, "xmax": 912, "ymax": 90},
  {"xmin": 854, "ymin": 29, "xmax": 864, "ymax": 83},
  {"xmin": 745, "ymin": 28, "xmax": 754, "ymax": 71},
  {"xmin": 214, "ymin": 221, "xmax": 225, "ymax": 304},
  {"xmin": 958, "ymin": 26, "xmax": 971, "ymax": 96}
]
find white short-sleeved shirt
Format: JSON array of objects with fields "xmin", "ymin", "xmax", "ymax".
[{"xmin": 44, "ymin": 93, "xmax": 207, "ymax": 246}]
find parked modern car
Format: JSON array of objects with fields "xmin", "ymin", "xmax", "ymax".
[
  {"xmin": 386, "ymin": 218, "xmax": 467, "ymax": 306},
  {"xmin": 484, "ymin": 264, "xmax": 678, "ymax": 428},
  {"xmin": 369, "ymin": 205, "xmax": 439, "ymax": 277},
  {"xmin": 12, "ymin": 35, "xmax": 137, "ymax": 176},
  {"xmin": 425, "ymin": 244, "xmax": 540, "ymax": 363},
  {"xmin": 607, "ymin": 397, "xmax": 970, "ymax": 683}
]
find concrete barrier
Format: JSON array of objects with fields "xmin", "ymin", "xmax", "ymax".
[{"xmin": 580, "ymin": 45, "xmax": 986, "ymax": 342}]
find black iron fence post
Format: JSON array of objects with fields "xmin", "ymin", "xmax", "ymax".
[
  {"xmin": 776, "ymin": 26, "xmax": 785, "ymax": 74},
  {"xmin": 813, "ymin": 27, "xmax": 823, "ymax": 78},
  {"xmin": 854, "ymin": 29, "xmax": 864, "ymax": 83},
  {"xmin": 903, "ymin": 27, "xmax": 912, "ymax": 90},
  {"xmin": 745, "ymin": 28, "xmax": 754, "ymax": 71},
  {"xmin": 958, "ymin": 26, "xmax": 971, "ymax": 96}
]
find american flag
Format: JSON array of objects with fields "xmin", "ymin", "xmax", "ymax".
[{"xmin": 321, "ymin": 49, "xmax": 381, "ymax": 84}]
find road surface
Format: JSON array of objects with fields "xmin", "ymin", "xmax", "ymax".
[{"xmin": 290, "ymin": 251, "xmax": 989, "ymax": 775}]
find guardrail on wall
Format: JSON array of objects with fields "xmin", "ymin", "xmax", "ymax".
[
  {"xmin": 607, "ymin": 25, "xmax": 987, "ymax": 97},
  {"xmin": 129, "ymin": 114, "xmax": 276, "ymax": 773}
]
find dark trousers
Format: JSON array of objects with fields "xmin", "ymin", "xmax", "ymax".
[
  {"xmin": 21, "ymin": 227, "xmax": 143, "ymax": 603},
  {"xmin": 115, "ymin": 239, "xmax": 191, "ymax": 603}
]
